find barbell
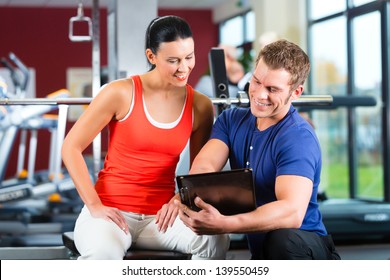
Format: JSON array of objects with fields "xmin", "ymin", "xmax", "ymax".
[{"xmin": 0, "ymin": 93, "xmax": 333, "ymax": 107}]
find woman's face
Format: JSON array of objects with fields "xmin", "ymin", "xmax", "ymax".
[{"xmin": 149, "ymin": 37, "xmax": 195, "ymax": 86}]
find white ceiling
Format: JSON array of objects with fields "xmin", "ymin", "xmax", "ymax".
[{"xmin": 0, "ymin": 0, "xmax": 227, "ymax": 9}]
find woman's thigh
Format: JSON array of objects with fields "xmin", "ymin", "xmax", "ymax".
[{"xmin": 74, "ymin": 206, "xmax": 132, "ymax": 260}]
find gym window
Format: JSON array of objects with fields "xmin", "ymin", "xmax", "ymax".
[
  {"xmin": 307, "ymin": 0, "xmax": 390, "ymax": 201},
  {"xmin": 219, "ymin": 10, "xmax": 255, "ymax": 72}
]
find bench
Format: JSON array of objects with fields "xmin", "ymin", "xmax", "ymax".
[{"xmin": 62, "ymin": 231, "xmax": 191, "ymax": 260}]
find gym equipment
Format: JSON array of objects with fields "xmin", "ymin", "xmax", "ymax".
[
  {"xmin": 208, "ymin": 48, "xmax": 233, "ymax": 98},
  {"xmin": 62, "ymin": 231, "xmax": 191, "ymax": 260},
  {"xmin": 1, "ymin": 52, "xmax": 29, "ymax": 97},
  {"xmin": 68, "ymin": 0, "xmax": 101, "ymax": 181},
  {"xmin": 0, "ymin": 89, "xmax": 71, "ymax": 188},
  {"xmin": 208, "ymin": 48, "xmax": 230, "ymax": 114},
  {"xmin": 319, "ymin": 199, "xmax": 390, "ymax": 241},
  {"xmin": 0, "ymin": 55, "xmax": 82, "ymax": 253},
  {"xmin": 0, "ymin": 90, "xmax": 80, "ymax": 249},
  {"xmin": 298, "ymin": 95, "xmax": 378, "ymax": 110},
  {"xmin": 68, "ymin": 2, "xmax": 92, "ymax": 42},
  {"xmin": 0, "ymin": 94, "xmax": 334, "ymax": 107}
]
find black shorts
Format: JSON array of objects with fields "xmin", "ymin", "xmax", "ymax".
[{"xmin": 252, "ymin": 228, "xmax": 341, "ymax": 260}]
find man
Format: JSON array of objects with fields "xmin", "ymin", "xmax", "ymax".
[{"xmin": 175, "ymin": 39, "xmax": 340, "ymax": 260}]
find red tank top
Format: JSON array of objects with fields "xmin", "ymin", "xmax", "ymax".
[{"xmin": 95, "ymin": 75, "xmax": 193, "ymax": 214}]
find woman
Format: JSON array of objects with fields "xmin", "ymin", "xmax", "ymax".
[{"xmin": 62, "ymin": 15, "xmax": 229, "ymax": 260}]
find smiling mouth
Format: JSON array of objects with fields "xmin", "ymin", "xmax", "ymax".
[
  {"xmin": 175, "ymin": 74, "xmax": 187, "ymax": 81},
  {"xmin": 254, "ymin": 100, "xmax": 271, "ymax": 106}
]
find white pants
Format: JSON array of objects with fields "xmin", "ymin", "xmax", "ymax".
[{"xmin": 74, "ymin": 206, "xmax": 230, "ymax": 260}]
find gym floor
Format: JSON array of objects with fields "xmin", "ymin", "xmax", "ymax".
[{"xmin": 226, "ymin": 239, "xmax": 390, "ymax": 260}]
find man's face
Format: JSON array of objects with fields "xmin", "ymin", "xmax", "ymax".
[{"xmin": 249, "ymin": 58, "xmax": 300, "ymax": 128}]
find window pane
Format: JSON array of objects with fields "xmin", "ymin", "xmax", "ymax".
[
  {"xmin": 309, "ymin": 0, "xmax": 346, "ymax": 20},
  {"xmin": 310, "ymin": 17, "xmax": 347, "ymax": 95},
  {"xmin": 219, "ymin": 16, "xmax": 244, "ymax": 46},
  {"xmin": 352, "ymin": 12, "xmax": 383, "ymax": 199},
  {"xmin": 310, "ymin": 16, "xmax": 349, "ymax": 198},
  {"xmin": 314, "ymin": 109, "xmax": 349, "ymax": 198},
  {"xmin": 245, "ymin": 11, "xmax": 256, "ymax": 42}
]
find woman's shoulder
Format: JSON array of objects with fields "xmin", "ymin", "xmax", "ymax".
[
  {"xmin": 92, "ymin": 78, "xmax": 134, "ymax": 118},
  {"xmin": 98, "ymin": 78, "xmax": 133, "ymax": 99},
  {"xmin": 192, "ymin": 89, "xmax": 213, "ymax": 110},
  {"xmin": 104, "ymin": 77, "xmax": 133, "ymax": 91}
]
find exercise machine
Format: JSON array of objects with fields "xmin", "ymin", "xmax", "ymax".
[
  {"xmin": 298, "ymin": 97, "xmax": 390, "ymax": 242},
  {"xmin": 0, "ymin": 56, "xmax": 82, "ymax": 256}
]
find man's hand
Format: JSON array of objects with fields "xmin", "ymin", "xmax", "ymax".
[{"xmin": 174, "ymin": 197, "xmax": 226, "ymax": 235}]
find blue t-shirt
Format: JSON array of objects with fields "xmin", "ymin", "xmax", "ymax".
[{"xmin": 211, "ymin": 106, "xmax": 327, "ymax": 256}]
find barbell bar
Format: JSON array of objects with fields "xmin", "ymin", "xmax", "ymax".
[{"xmin": 0, "ymin": 94, "xmax": 333, "ymax": 106}]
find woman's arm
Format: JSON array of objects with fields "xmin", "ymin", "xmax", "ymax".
[
  {"xmin": 189, "ymin": 91, "xmax": 214, "ymax": 165},
  {"xmin": 61, "ymin": 79, "xmax": 132, "ymax": 232}
]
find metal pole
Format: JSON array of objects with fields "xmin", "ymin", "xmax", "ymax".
[
  {"xmin": 91, "ymin": 0, "xmax": 101, "ymax": 182},
  {"xmin": 53, "ymin": 105, "xmax": 69, "ymax": 185},
  {"xmin": 0, "ymin": 95, "xmax": 334, "ymax": 106}
]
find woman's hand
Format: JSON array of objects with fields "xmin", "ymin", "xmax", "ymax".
[
  {"xmin": 155, "ymin": 194, "xmax": 180, "ymax": 232},
  {"xmin": 88, "ymin": 203, "xmax": 128, "ymax": 234}
]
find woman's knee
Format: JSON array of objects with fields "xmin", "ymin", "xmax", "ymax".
[
  {"xmin": 76, "ymin": 230, "xmax": 131, "ymax": 260},
  {"xmin": 74, "ymin": 214, "xmax": 132, "ymax": 260},
  {"xmin": 190, "ymin": 234, "xmax": 230, "ymax": 260},
  {"xmin": 78, "ymin": 243, "xmax": 126, "ymax": 260}
]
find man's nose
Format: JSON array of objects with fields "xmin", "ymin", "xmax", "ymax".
[{"xmin": 251, "ymin": 85, "xmax": 269, "ymax": 99}]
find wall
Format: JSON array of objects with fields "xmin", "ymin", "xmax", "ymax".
[
  {"xmin": 112, "ymin": 0, "xmax": 158, "ymax": 78},
  {"xmin": 0, "ymin": 7, "xmax": 217, "ymax": 179}
]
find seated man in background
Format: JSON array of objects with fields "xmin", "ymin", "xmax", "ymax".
[
  {"xmin": 195, "ymin": 44, "xmax": 249, "ymax": 99},
  {"xmin": 176, "ymin": 39, "xmax": 341, "ymax": 260}
]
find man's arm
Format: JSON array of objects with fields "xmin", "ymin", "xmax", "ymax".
[{"xmin": 189, "ymin": 138, "xmax": 230, "ymax": 174}]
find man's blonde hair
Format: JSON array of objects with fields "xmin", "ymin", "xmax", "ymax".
[{"xmin": 255, "ymin": 39, "xmax": 310, "ymax": 91}]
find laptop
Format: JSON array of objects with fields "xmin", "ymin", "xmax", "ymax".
[{"xmin": 176, "ymin": 168, "xmax": 256, "ymax": 216}]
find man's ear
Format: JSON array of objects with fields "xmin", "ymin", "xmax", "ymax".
[{"xmin": 291, "ymin": 85, "xmax": 304, "ymax": 99}]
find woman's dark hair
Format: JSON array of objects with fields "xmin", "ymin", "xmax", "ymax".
[{"xmin": 145, "ymin": 15, "xmax": 193, "ymax": 70}]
